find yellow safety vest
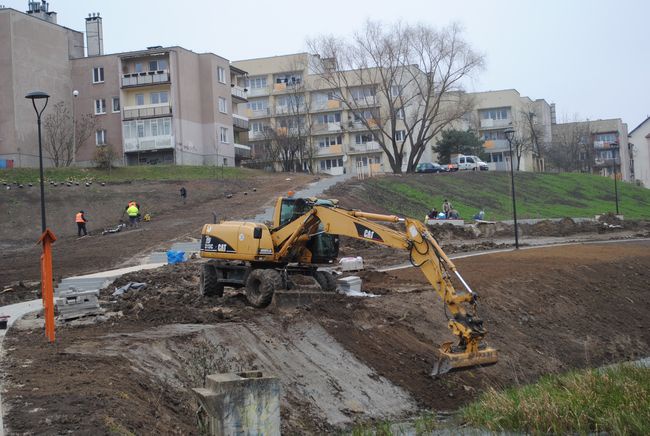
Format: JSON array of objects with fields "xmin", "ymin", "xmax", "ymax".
[{"xmin": 127, "ymin": 205, "xmax": 139, "ymax": 217}]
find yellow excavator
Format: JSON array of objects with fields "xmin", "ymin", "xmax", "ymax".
[{"xmin": 199, "ymin": 195, "xmax": 498, "ymax": 375}]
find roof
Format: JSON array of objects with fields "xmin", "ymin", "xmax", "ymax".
[{"xmin": 628, "ymin": 116, "xmax": 650, "ymax": 136}]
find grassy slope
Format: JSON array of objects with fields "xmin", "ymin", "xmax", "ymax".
[
  {"xmin": 461, "ymin": 364, "xmax": 650, "ymax": 435},
  {"xmin": 0, "ymin": 165, "xmax": 248, "ymax": 184},
  {"xmin": 363, "ymin": 172, "xmax": 650, "ymax": 220}
]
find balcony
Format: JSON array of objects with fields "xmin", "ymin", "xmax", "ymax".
[
  {"xmin": 352, "ymin": 96, "xmax": 378, "ymax": 107},
  {"xmin": 232, "ymin": 113, "xmax": 249, "ymax": 131},
  {"xmin": 593, "ymin": 141, "xmax": 617, "ymax": 149},
  {"xmin": 313, "ymin": 122, "xmax": 342, "ymax": 134},
  {"xmin": 274, "ymin": 105, "xmax": 307, "ymax": 115},
  {"xmin": 123, "ymin": 104, "xmax": 172, "ymax": 120},
  {"xmin": 121, "ymin": 71, "xmax": 170, "ymax": 88},
  {"xmin": 123, "ymin": 135, "xmax": 174, "ymax": 152},
  {"xmin": 234, "ymin": 142, "xmax": 251, "ymax": 159},
  {"xmin": 244, "ymin": 107, "xmax": 271, "ymax": 118},
  {"xmin": 348, "ymin": 141, "xmax": 382, "ymax": 154},
  {"xmin": 248, "ymin": 130, "xmax": 268, "ymax": 141},
  {"xmin": 480, "ymin": 118, "xmax": 511, "ymax": 129},
  {"xmin": 482, "ymin": 139, "xmax": 509, "ymax": 151},
  {"xmin": 311, "ymin": 100, "xmax": 342, "ymax": 112},
  {"xmin": 272, "ymin": 82, "xmax": 303, "ymax": 93},
  {"xmin": 346, "ymin": 119, "xmax": 379, "ymax": 131},
  {"xmin": 316, "ymin": 144, "xmax": 344, "ymax": 156},
  {"xmin": 594, "ymin": 157, "xmax": 619, "ymax": 167},
  {"xmin": 231, "ymin": 85, "xmax": 248, "ymax": 102},
  {"xmin": 246, "ymin": 87, "xmax": 270, "ymax": 97}
]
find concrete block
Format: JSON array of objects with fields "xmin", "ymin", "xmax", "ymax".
[
  {"xmin": 339, "ymin": 256, "xmax": 364, "ymax": 271},
  {"xmin": 337, "ymin": 276, "xmax": 362, "ymax": 293},
  {"xmin": 425, "ymin": 218, "xmax": 465, "ymax": 227},
  {"xmin": 55, "ymin": 289, "xmax": 103, "ymax": 321},
  {"xmin": 193, "ymin": 371, "xmax": 280, "ymax": 436}
]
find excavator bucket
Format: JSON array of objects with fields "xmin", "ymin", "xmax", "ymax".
[{"xmin": 431, "ymin": 342, "xmax": 498, "ymax": 376}]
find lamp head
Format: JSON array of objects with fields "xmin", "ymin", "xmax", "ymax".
[
  {"xmin": 73, "ymin": 90, "xmax": 79, "ymax": 97},
  {"xmin": 25, "ymin": 91, "xmax": 50, "ymax": 100},
  {"xmin": 504, "ymin": 127, "xmax": 515, "ymax": 141}
]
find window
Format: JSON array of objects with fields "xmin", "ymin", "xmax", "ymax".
[
  {"xmin": 92, "ymin": 67, "xmax": 104, "ymax": 83},
  {"xmin": 250, "ymin": 121, "xmax": 268, "ymax": 133},
  {"xmin": 315, "ymin": 112, "xmax": 341, "ymax": 124},
  {"xmin": 595, "ymin": 133, "xmax": 617, "ymax": 143},
  {"xmin": 481, "ymin": 108, "xmax": 509, "ymax": 120},
  {"xmin": 246, "ymin": 76, "xmax": 268, "ymax": 89},
  {"xmin": 94, "ymin": 99, "xmax": 106, "ymax": 115},
  {"xmin": 135, "ymin": 94, "xmax": 145, "ymax": 106},
  {"xmin": 218, "ymin": 97, "xmax": 227, "ymax": 113},
  {"xmin": 483, "ymin": 130, "xmax": 506, "ymax": 140},
  {"xmin": 112, "ymin": 97, "xmax": 120, "ymax": 113},
  {"xmin": 318, "ymin": 135, "xmax": 342, "ymax": 147},
  {"xmin": 150, "ymin": 91, "xmax": 169, "ymax": 104},
  {"xmin": 353, "ymin": 110, "xmax": 377, "ymax": 122},
  {"xmin": 149, "ymin": 59, "xmax": 168, "ymax": 71},
  {"xmin": 247, "ymin": 99, "xmax": 268, "ymax": 112},
  {"xmin": 274, "ymin": 73, "xmax": 302, "ymax": 85},
  {"xmin": 355, "ymin": 133, "xmax": 375, "ymax": 144},
  {"xmin": 395, "ymin": 108, "xmax": 405, "ymax": 120},
  {"xmin": 134, "ymin": 63, "xmax": 143, "ymax": 73},
  {"xmin": 217, "ymin": 67, "xmax": 226, "ymax": 84},
  {"xmin": 95, "ymin": 129, "xmax": 107, "ymax": 145},
  {"xmin": 390, "ymin": 85, "xmax": 401, "ymax": 98},
  {"xmin": 395, "ymin": 130, "xmax": 406, "ymax": 141},
  {"xmin": 220, "ymin": 127, "xmax": 229, "ymax": 143},
  {"xmin": 350, "ymin": 87, "xmax": 375, "ymax": 101},
  {"xmin": 123, "ymin": 118, "xmax": 172, "ymax": 139}
]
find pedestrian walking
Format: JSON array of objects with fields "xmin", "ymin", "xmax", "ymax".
[
  {"xmin": 442, "ymin": 199, "xmax": 452, "ymax": 218},
  {"xmin": 76, "ymin": 210, "xmax": 88, "ymax": 236},
  {"xmin": 180, "ymin": 186, "xmax": 187, "ymax": 204}
]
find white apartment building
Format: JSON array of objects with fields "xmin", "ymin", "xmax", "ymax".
[{"xmin": 629, "ymin": 117, "xmax": 650, "ymax": 187}]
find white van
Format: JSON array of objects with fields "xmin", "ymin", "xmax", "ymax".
[{"xmin": 451, "ymin": 154, "xmax": 489, "ymax": 171}]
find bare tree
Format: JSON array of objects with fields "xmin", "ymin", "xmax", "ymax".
[
  {"xmin": 547, "ymin": 119, "xmax": 593, "ymax": 173},
  {"xmin": 308, "ymin": 21, "xmax": 483, "ymax": 173},
  {"xmin": 43, "ymin": 101, "xmax": 97, "ymax": 167},
  {"xmin": 508, "ymin": 108, "xmax": 546, "ymax": 171}
]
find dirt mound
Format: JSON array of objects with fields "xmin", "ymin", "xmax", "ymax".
[{"xmin": 598, "ymin": 212, "xmax": 623, "ymax": 224}]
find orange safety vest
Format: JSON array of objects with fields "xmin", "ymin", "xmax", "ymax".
[{"xmin": 75, "ymin": 212, "xmax": 85, "ymax": 223}]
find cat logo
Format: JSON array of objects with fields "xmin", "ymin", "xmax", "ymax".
[
  {"xmin": 354, "ymin": 223, "xmax": 383, "ymax": 242},
  {"xmin": 217, "ymin": 243, "xmax": 228, "ymax": 252}
]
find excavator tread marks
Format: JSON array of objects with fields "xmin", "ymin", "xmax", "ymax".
[
  {"xmin": 200, "ymin": 263, "xmax": 224, "ymax": 297},
  {"xmin": 246, "ymin": 269, "xmax": 282, "ymax": 308},
  {"xmin": 313, "ymin": 270, "xmax": 337, "ymax": 292}
]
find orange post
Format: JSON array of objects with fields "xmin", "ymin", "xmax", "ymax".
[{"xmin": 38, "ymin": 229, "xmax": 57, "ymax": 342}]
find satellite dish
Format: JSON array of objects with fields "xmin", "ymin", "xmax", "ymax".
[{"xmin": 342, "ymin": 155, "xmax": 348, "ymax": 162}]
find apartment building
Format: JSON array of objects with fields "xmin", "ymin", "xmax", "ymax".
[
  {"xmin": 628, "ymin": 117, "xmax": 650, "ymax": 187},
  {"xmin": 551, "ymin": 118, "xmax": 631, "ymax": 181},
  {"xmin": 460, "ymin": 89, "xmax": 553, "ymax": 171},
  {"xmin": 233, "ymin": 53, "xmax": 420, "ymax": 175},
  {"xmin": 1, "ymin": 4, "xmax": 249, "ymax": 168}
]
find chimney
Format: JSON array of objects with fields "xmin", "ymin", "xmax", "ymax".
[
  {"xmin": 85, "ymin": 12, "xmax": 104, "ymax": 56},
  {"xmin": 26, "ymin": 1, "xmax": 57, "ymax": 24},
  {"xmin": 550, "ymin": 103, "xmax": 556, "ymax": 125}
]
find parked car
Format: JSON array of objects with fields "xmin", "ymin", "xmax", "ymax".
[
  {"xmin": 451, "ymin": 154, "xmax": 489, "ymax": 171},
  {"xmin": 415, "ymin": 162, "xmax": 445, "ymax": 173}
]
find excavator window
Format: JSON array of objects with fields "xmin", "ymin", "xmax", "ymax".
[{"xmin": 279, "ymin": 198, "xmax": 311, "ymax": 227}]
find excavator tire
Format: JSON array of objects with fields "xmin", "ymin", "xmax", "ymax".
[
  {"xmin": 246, "ymin": 269, "xmax": 282, "ymax": 308},
  {"xmin": 200, "ymin": 263, "xmax": 224, "ymax": 297},
  {"xmin": 314, "ymin": 270, "xmax": 337, "ymax": 292}
]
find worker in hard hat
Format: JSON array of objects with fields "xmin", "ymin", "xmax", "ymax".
[
  {"xmin": 126, "ymin": 202, "xmax": 140, "ymax": 227},
  {"xmin": 75, "ymin": 210, "xmax": 88, "ymax": 236}
]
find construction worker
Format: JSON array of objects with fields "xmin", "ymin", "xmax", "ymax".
[
  {"xmin": 442, "ymin": 199, "xmax": 452, "ymax": 218},
  {"xmin": 75, "ymin": 210, "xmax": 88, "ymax": 237},
  {"xmin": 180, "ymin": 187, "xmax": 187, "ymax": 204},
  {"xmin": 126, "ymin": 202, "xmax": 139, "ymax": 227}
]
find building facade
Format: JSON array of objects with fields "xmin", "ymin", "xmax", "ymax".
[
  {"xmin": 1, "ymin": 5, "xmax": 249, "ymax": 168},
  {"xmin": 233, "ymin": 53, "xmax": 430, "ymax": 175},
  {"xmin": 551, "ymin": 118, "xmax": 631, "ymax": 181},
  {"xmin": 628, "ymin": 117, "xmax": 650, "ymax": 187}
]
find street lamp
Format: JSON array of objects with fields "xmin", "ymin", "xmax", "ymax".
[
  {"xmin": 25, "ymin": 91, "xmax": 50, "ymax": 233},
  {"xmin": 504, "ymin": 126, "xmax": 519, "ymax": 249},
  {"xmin": 610, "ymin": 141, "xmax": 620, "ymax": 215},
  {"xmin": 72, "ymin": 90, "xmax": 79, "ymax": 166}
]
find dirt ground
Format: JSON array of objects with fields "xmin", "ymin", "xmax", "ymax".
[
  {"xmin": 0, "ymin": 172, "xmax": 315, "ymax": 292},
  {"xmin": 2, "ymin": 241, "xmax": 649, "ymax": 434}
]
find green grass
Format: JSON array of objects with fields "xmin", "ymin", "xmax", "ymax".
[
  {"xmin": 0, "ymin": 165, "xmax": 249, "ymax": 184},
  {"xmin": 461, "ymin": 364, "xmax": 650, "ymax": 435},
  {"xmin": 365, "ymin": 172, "xmax": 650, "ymax": 220}
]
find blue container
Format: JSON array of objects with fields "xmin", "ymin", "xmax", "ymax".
[{"xmin": 166, "ymin": 250, "xmax": 186, "ymax": 264}]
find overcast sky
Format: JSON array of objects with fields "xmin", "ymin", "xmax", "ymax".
[{"xmin": 7, "ymin": 0, "xmax": 648, "ymax": 129}]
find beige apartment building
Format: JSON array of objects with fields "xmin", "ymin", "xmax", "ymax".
[
  {"xmin": 234, "ymin": 53, "xmax": 424, "ymax": 175},
  {"xmin": 1, "ymin": 4, "xmax": 249, "ymax": 168},
  {"xmin": 551, "ymin": 118, "xmax": 631, "ymax": 181},
  {"xmin": 460, "ymin": 89, "xmax": 553, "ymax": 172},
  {"xmin": 628, "ymin": 117, "xmax": 650, "ymax": 187}
]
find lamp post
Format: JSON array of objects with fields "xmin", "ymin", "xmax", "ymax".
[
  {"xmin": 25, "ymin": 91, "xmax": 50, "ymax": 233},
  {"xmin": 610, "ymin": 142, "xmax": 620, "ymax": 215},
  {"xmin": 504, "ymin": 126, "xmax": 519, "ymax": 249},
  {"xmin": 72, "ymin": 89, "xmax": 79, "ymax": 166}
]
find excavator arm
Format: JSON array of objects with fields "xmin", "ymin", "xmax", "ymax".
[{"xmin": 272, "ymin": 202, "xmax": 498, "ymax": 375}]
